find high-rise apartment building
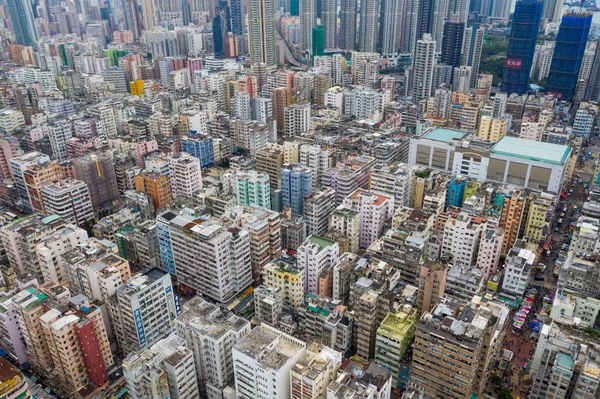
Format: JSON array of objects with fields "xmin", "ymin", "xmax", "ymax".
[
  {"xmin": 441, "ymin": 18, "xmax": 465, "ymax": 67},
  {"xmin": 342, "ymin": 189, "xmax": 394, "ymax": 249},
  {"xmin": 40, "ymin": 179, "xmax": 94, "ymax": 227},
  {"xmin": 165, "ymin": 153, "xmax": 202, "ymax": 198},
  {"xmin": 174, "ymin": 297, "xmax": 251, "ymax": 398},
  {"xmin": 477, "ymin": 116, "xmax": 508, "ymax": 141},
  {"xmin": 236, "ymin": 170, "xmax": 272, "ymax": 209},
  {"xmin": 502, "ymin": 0, "xmax": 544, "ymax": 94},
  {"xmin": 411, "ymin": 298, "xmax": 501, "ymax": 398},
  {"xmin": 322, "ymin": 155, "xmax": 375, "ymax": 204},
  {"xmin": 161, "ymin": 212, "xmax": 253, "ymax": 302},
  {"xmin": 134, "ymin": 171, "xmax": 173, "ymax": 210},
  {"xmin": 256, "ymin": 148, "xmax": 284, "ymax": 190},
  {"xmin": 23, "ymin": 161, "xmax": 63, "ymax": 213},
  {"xmin": 39, "ymin": 296, "xmax": 114, "ymax": 392},
  {"xmin": 281, "ymin": 164, "xmax": 313, "ymax": 216},
  {"xmin": 358, "ymin": 0, "xmax": 379, "ymax": 52},
  {"xmin": 9, "ymin": 152, "xmax": 51, "ymax": 213},
  {"xmin": 291, "ymin": 343, "xmax": 342, "ymax": 399},
  {"xmin": 381, "ymin": 0, "xmax": 403, "ymax": 55},
  {"xmin": 123, "ymin": 333, "xmax": 200, "ymax": 399},
  {"xmin": 339, "ymin": 0, "xmax": 357, "ymax": 50},
  {"xmin": 299, "ymin": 145, "xmax": 334, "ymax": 186},
  {"xmin": 233, "ymin": 324, "xmax": 307, "ymax": 399},
  {"xmin": 442, "ymin": 211, "xmax": 487, "ymax": 265},
  {"xmin": 227, "ymin": 205, "xmax": 281, "ymax": 280},
  {"xmin": 134, "ymin": 220, "xmax": 161, "ymax": 270},
  {"xmin": 476, "ymin": 225, "xmax": 505, "ymax": 279},
  {"xmin": 374, "ymin": 306, "xmax": 418, "ymax": 387},
  {"xmin": 108, "ymin": 268, "xmax": 176, "ymax": 353},
  {"xmin": 36, "ymin": 223, "xmax": 88, "ymax": 284},
  {"xmin": 524, "ymin": 192, "xmax": 556, "ymax": 244},
  {"xmin": 413, "ymin": 34, "xmax": 437, "ymax": 103},
  {"xmin": 297, "ymin": 235, "xmax": 339, "ymax": 294},
  {"xmin": 304, "ymin": 187, "xmax": 337, "ymax": 236},
  {"xmin": 262, "ymin": 258, "xmax": 306, "ymax": 308},
  {"xmin": 284, "ymin": 104, "xmax": 310, "ymax": 137},
  {"xmin": 300, "ymin": 0, "xmax": 317, "ymax": 52},
  {"xmin": 6, "ymin": 0, "xmax": 38, "ymax": 46},
  {"xmin": 327, "ymin": 205, "xmax": 360, "ymax": 253},
  {"xmin": 248, "ymin": 0, "xmax": 276, "ymax": 65},
  {"xmin": 499, "ymin": 189, "xmax": 527, "ymax": 255},
  {"xmin": 501, "ymin": 239, "xmax": 536, "ymax": 298}
]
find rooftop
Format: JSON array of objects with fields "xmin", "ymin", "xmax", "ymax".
[
  {"xmin": 306, "ymin": 235, "xmax": 337, "ymax": 251},
  {"xmin": 422, "ymin": 128, "xmax": 467, "ymax": 143},
  {"xmin": 491, "ymin": 136, "xmax": 571, "ymax": 165},
  {"xmin": 234, "ymin": 325, "xmax": 305, "ymax": 370}
]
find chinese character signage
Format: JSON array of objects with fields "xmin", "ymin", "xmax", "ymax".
[
  {"xmin": 165, "ymin": 286, "xmax": 176, "ymax": 323},
  {"xmin": 134, "ymin": 308, "xmax": 146, "ymax": 346},
  {"xmin": 505, "ymin": 58, "xmax": 522, "ymax": 68}
]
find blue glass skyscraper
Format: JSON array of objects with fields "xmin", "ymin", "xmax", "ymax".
[
  {"xmin": 501, "ymin": 0, "xmax": 544, "ymax": 95},
  {"xmin": 546, "ymin": 10, "xmax": 592, "ymax": 100},
  {"xmin": 213, "ymin": 12, "xmax": 228, "ymax": 59}
]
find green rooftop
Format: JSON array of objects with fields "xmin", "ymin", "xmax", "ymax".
[
  {"xmin": 556, "ymin": 352, "xmax": 575, "ymax": 370},
  {"xmin": 41, "ymin": 215, "xmax": 62, "ymax": 225},
  {"xmin": 308, "ymin": 235, "xmax": 336, "ymax": 252},
  {"xmin": 491, "ymin": 136, "xmax": 571, "ymax": 166},
  {"xmin": 422, "ymin": 128, "xmax": 467, "ymax": 143}
]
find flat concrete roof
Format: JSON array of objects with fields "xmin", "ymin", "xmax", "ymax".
[
  {"xmin": 422, "ymin": 128, "xmax": 467, "ymax": 143},
  {"xmin": 491, "ymin": 136, "xmax": 571, "ymax": 166}
]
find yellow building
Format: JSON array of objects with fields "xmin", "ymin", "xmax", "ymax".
[
  {"xmin": 374, "ymin": 305, "xmax": 418, "ymax": 387},
  {"xmin": 223, "ymin": 80, "xmax": 240, "ymax": 114},
  {"xmin": 410, "ymin": 168, "xmax": 434, "ymax": 208},
  {"xmin": 130, "ymin": 79, "xmax": 144, "ymax": 96},
  {"xmin": 262, "ymin": 259, "xmax": 305, "ymax": 308},
  {"xmin": 525, "ymin": 192, "xmax": 556, "ymax": 244},
  {"xmin": 478, "ymin": 116, "xmax": 508, "ymax": 142},
  {"xmin": 0, "ymin": 357, "xmax": 30, "ymax": 399}
]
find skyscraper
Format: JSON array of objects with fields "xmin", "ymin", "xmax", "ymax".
[
  {"xmin": 584, "ymin": 39, "xmax": 600, "ymax": 101},
  {"xmin": 213, "ymin": 12, "xmax": 228, "ymax": 58},
  {"xmin": 322, "ymin": 0, "xmax": 337, "ymax": 50},
  {"xmin": 358, "ymin": 0, "xmax": 379, "ymax": 52},
  {"xmin": 491, "ymin": 0, "xmax": 512, "ymax": 18},
  {"xmin": 312, "ymin": 25, "xmax": 325, "ymax": 57},
  {"xmin": 141, "ymin": 0, "xmax": 157, "ymax": 30},
  {"xmin": 462, "ymin": 24, "xmax": 487, "ymax": 89},
  {"xmin": 381, "ymin": 0, "xmax": 403, "ymax": 55},
  {"xmin": 340, "ymin": 0, "xmax": 357, "ymax": 50},
  {"xmin": 300, "ymin": 0, "xmax": 317, "ymax": 53},
  {"xmin": 230, "ymin": 0, "xmax": 246, "ymax": 53},
  {"xmin": 543, "ymin": 0, "xmax": 564, "ymax": 22},
  {"xmin": 441, "ymin": 17, "xmax": 465, "ymax": 67},
  {"xmin": 181, "ymin": 0, "xmax": 192, "ymax": 25},
  {"xmin": 248, "ymin": 0, "xmax": 277, "ymax": 65},
  {"xmin": 501, "ymin": 0, "xmax": 544, "ymax": 95},
  {"xmin": 413, "ymin": 34, "xmax": 437, "ymax": 102},
  {"xmin": 546, "ymin": 10, "xmax": 592, "ymax": 100},
  {"xmin": 402, "ymin": 0, "xmax": 420, "ymax": 53},
  {"xmin": 447, "ymin": 0, "xmax": 470, "ymax": 22},
  {"xmin": 6, "ymin": 0, "xmax": 38, "ymax": 47},
  {"xmin": 431, "ymin": 0, "xmax": 448, "ymax": 51},
  {"xmin": 416, "ymin": 0, "xmax": 434, "ymax": 45}
]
